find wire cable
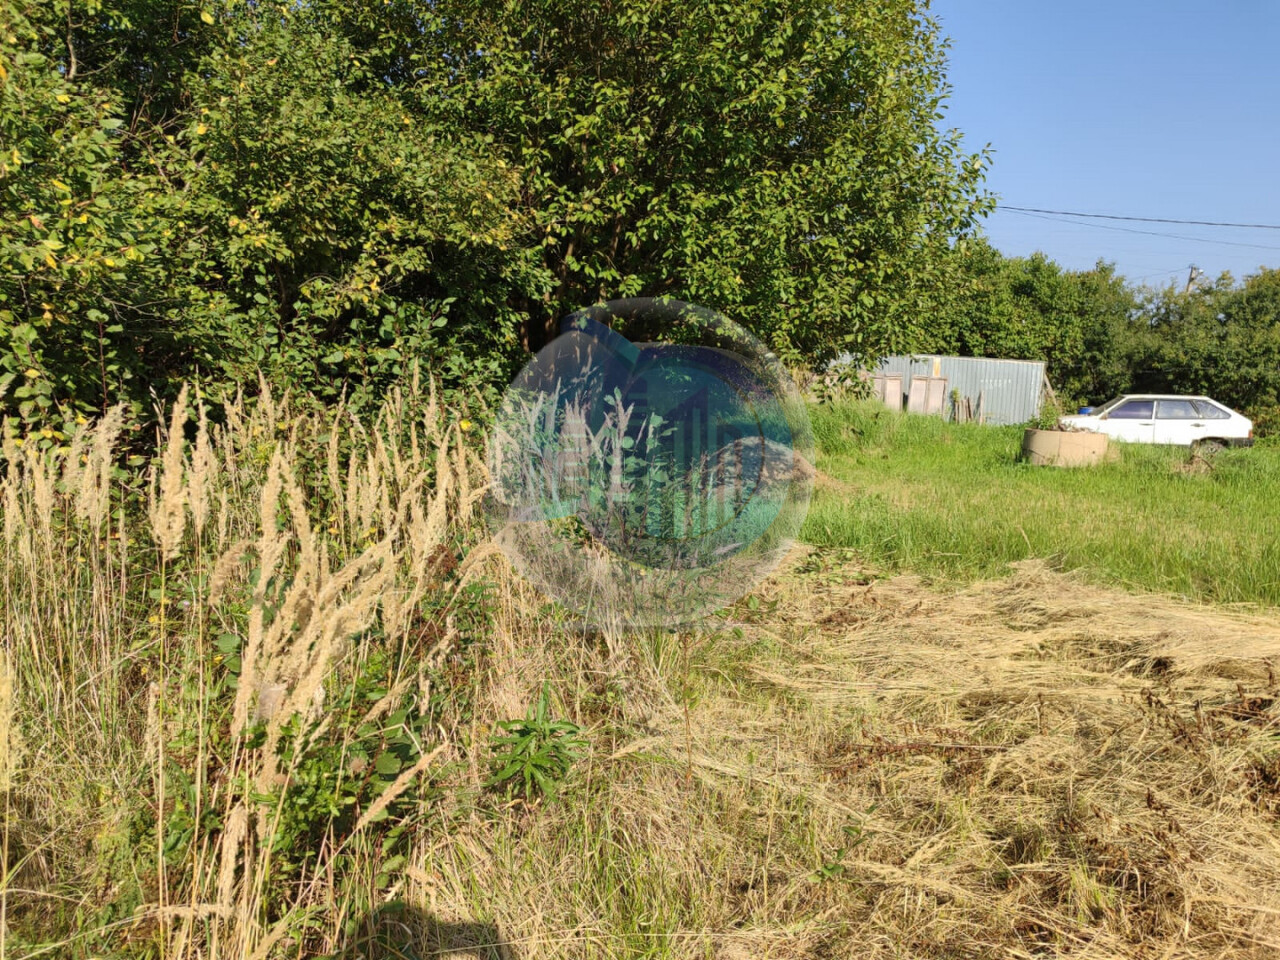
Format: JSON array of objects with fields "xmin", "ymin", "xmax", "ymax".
[
  {"xmin": 1001, "ymin": 205, "xmax": 1280, "ymax": 230},
  {"xmin": 999, "ymin": 209, "xmax": 1280, "ymax": 253},
  {"xmin": 1131, "ymin": 266, "xmax": 1192, "ymax": 283}
]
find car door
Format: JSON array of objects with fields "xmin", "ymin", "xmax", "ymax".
[
  {"xmin": 1100, "ymin": 399, "xmax": 1155, "ymax": 443},
  {"xmin": 1154, "ymin": 398, "xmax": 1204, "ymax": 445},
  {"xmin": 1193, "ymin": 399, "xmax": 1241, "ymax": 439}
]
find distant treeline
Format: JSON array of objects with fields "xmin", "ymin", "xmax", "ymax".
[{"xmin": 918, "ymin": 238, "xmax": 1280, "ymax": 431}]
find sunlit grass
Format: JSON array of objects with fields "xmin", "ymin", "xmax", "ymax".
[
  {"xmin": 802, "ymin": 400, "xmax": 1280, "ymax": 605},
  {"xmin": 5, "ymin": 388, "xmax": 1280, "ymax": 959}
]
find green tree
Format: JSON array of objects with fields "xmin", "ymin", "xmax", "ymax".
[
  {"xmin": 407, "ymin": 0, "xmax": 992, "ymax": 362},
  {"xmin": 1131, "ymin": 269, "xmax": 1280, "ymax": 419},
  {"xmin": 1065, "ymin": 260, "xmax": 1136, "ymax": 403},
  {"xmin": 2, "ymin": 0, "xmax": 991, "ymax": 429},
  {"xmin": 167, "ymin": 4, "xmax": 528, "ymax": 406},
  {"xmin": 923, "ymin": 238, "xmax": 1138, "ymax": 405},
  {"xmin": 0, "ymin": 2, "xmax": 174, "ymax": 427},
  {"xmin": 2, "ymin": 0, "xmax": 526, "ymax": 424}
]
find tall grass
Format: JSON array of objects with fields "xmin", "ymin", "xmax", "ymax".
[
  {"xmin": 4, "ymin": 388, "xmax": 1279, "ymax": 960},
  {"xmin": 0, "ymin": 376, "xmax": 869, "ymax": 960},
  {"xmin": 804, "ymin": 400, "xmax": 1280, "ymax": 604},
  {"xmin": 0, "ymin": 375, "xmax": 489, "ymax": 957}
]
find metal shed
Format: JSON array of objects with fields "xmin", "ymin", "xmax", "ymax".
[{"xmin": 872, "ymin": 355, "xmax": 1051, "ymax": 426}]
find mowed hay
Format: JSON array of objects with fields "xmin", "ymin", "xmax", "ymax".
[
  {"xmin": 432, "ymin": 554, "xmax": 1280, "ymax": 959},
  {"xmin": 729, "ymin": 557, "xmax": 1280, "ymax": 957}
]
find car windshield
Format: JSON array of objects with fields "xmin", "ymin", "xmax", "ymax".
[{"xmin": 1094, "ymin": 396, "xmax": 1126, "ymax": 413}]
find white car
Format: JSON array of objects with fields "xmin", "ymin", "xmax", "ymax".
[{"xmin": 1058, "ymin": 395, "xmax": 1254, "ymax": 449}]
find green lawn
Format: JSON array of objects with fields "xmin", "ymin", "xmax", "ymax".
[{"xmin": 801, "ymin": 400, "xmax": 1280, "ymax": 605}]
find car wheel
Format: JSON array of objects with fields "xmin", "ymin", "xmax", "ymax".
[{"xmin": 1193, "ymin": 438, "xmax": 1226, "ymax": 454}]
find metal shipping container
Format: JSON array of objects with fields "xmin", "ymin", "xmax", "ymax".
[{"xmin": 872, "ymin": 355, "xmax": 1051, "ymax": 426}]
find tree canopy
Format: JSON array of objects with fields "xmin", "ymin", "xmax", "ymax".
[
  {"xmin": 918, "ymin": 241, "xmax": 1280, "ymax": 431},
  {"xmin": 1, "ymin": 0, "xmax": 991, "ymax": 430},
  {"xmin": 921, "ymin": 238, "xmax": 1138, "ymax": 404}
]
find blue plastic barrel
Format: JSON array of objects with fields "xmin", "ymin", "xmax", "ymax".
[{"xmin": 1077, "ymin": 406, "xmax": 1094, "ymax": 415}]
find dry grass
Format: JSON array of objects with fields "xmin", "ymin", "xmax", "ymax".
[
  {"xmin": 0, "ymin": 375, "xmax": 488, "ymax": 958},
  {"xmin": 736, "ymin": 555, "xmax": 1280, "ymax": 956},
  {"xmin": 3, "ymin": 382, "xmax": 1279, "ymax": 959},
  {"xmin": 406, "ymin": 552, "xmax": 1280, "ymax": 959}
]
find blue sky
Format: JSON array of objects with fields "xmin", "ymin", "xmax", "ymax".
[{"xmin": 934, "ymin": 0, "xmax": 1280, "ymax": 288}]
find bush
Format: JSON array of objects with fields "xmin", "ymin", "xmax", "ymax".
[
  {"xmin": 1245, "ymin": 403, "xmax": 1280, "ymax": 441},
  {"xmin": 2, "ymin": 0, "xmax": 991, "ymax": 431}
]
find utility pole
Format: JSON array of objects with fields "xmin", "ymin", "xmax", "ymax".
[{"xmin": 1184, "ymin": 264, "xmax": 1203, "ymax": 294}]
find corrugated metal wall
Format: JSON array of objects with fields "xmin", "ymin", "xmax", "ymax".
[{"xmin": 873, "ymin": 355, "xmax": 1048, "ymax": 426}]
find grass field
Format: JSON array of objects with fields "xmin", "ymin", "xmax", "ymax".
[
  {"xmin": 804, "ymin": 400, "xmax": 1280, "ymax": 606},
  {"xmin": 2, "ymin": 390, "xmax": 1279, "ymax": 959}
]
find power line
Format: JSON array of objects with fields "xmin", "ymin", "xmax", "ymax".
[
  {"xmin": 1132, "ymin": 265, "xmax": 1191, "ymax": 283},
  {"xmin": 1001, "ymin": 209, "xmax": 1280, "ymax": 252},
  {"xmin": 1001, "ymin": 205, "xmax": 1280, "ymax": 230}
]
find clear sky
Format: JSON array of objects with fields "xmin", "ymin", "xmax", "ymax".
[{"xmin": 934, "ymin": 0, "xmax": 1280, "ymax": 288}]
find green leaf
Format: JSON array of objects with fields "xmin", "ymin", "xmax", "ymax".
[{"xmin": 214, "ymin": 634, "xmax": 240, "ymax": 654}]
